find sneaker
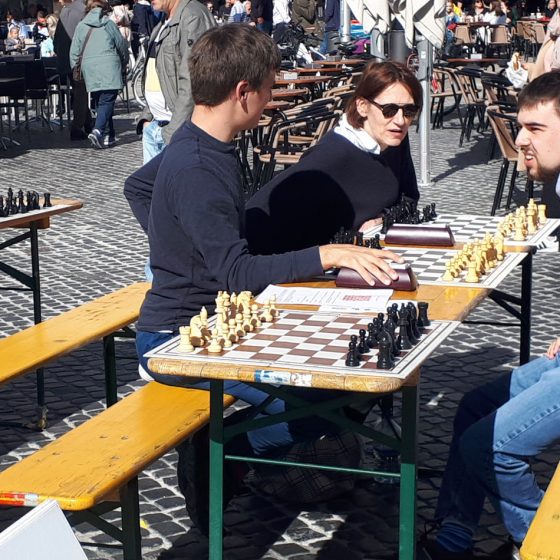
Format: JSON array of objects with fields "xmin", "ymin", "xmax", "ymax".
[
  {"xmin": 417, "ymin": 538, "xmax": 476, "ymax": 560},
  {"xmin": 88, "ymin": 129, "xmax": 103, "ymax": 149},
  {"xmin": 103, "ymin": 135, "xmax": 116, "ymax": 148}
]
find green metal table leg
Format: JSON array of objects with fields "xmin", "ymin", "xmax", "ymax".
[
  {"xmin": 209, "ymin": 379, "xmax": 224, "ymax": 560},
  {"xmin": 400, "ymin": 385, "xmax": 419, "ymax": 560},
  {"xmin": 103, "ymin": 334, "xmax": 118, "ymax": 406},
  {"xmin": 120, "ymin": 477, "xmax": 142, "ymax": 560}
]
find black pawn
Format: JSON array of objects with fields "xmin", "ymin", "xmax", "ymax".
[
  {"xmin": 345, "ymin": 341, "xmax": 360, "ymax": 367},
  {"xmin": 417, "ymin": 301, "xmax": 431, "ymax": 328},
  {"xmin": 43, "ymin": 193, "xmax": 52, "ymax": 208},
  {"xmin": 430, "ymin": 202, "xmax": 437, "ymax": 219},
  {"xmin": 0, "ymin": 196, "xmax": 4, "ymax": 218},
  {"xmin": 17, "ymin": 190, "xmax": 27, "ymax": 214},
  {"xmin": 357, "ymin": 328, "xmax": 369, "ymax": 354},
  {"xmin": 376, "ymin": 338, "xmax": 393, "ymax": 369}
]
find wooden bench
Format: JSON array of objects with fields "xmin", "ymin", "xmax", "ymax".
[
  {"xmin": 0, "ymin": 282, "xmax": 150, "ymax": 427},
  {"xmin": 520, "ymin": 461, "xmax": 560, "ymax": 560},
  {"xmin": 0, "ymin": 381, "xmax": 236, "ymax": 559}
]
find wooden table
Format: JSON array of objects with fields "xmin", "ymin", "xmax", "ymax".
[
  {"xmin": 147, "ymin": 279, "xmax": 496, "ymax": 560},
  {"xmin": 271, "ymin": 87, "xmax": 309, "ymax": 101},
  {"xmin": 310, "ymin": 58, "xmax": 365, "ymax": 67},
  {"xmin": 445, "ymin": 57, "xmax": 507, "ymax": 68},
  {"xmin": 274, "ymin": 75, "xmax": 334, "ymax": 99},
  {"xmin": 0, "ymin": 198, "xmax": 83, "ymax": 325}
]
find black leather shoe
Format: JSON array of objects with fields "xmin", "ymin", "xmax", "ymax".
[{"xmin": 418, "ymin": 538, "xmax": 476, "ymax": 560}]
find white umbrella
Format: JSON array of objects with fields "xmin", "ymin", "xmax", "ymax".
[
  {"xmin": 344, "ymin": 0, "xmax": 391, "ymax": 35},
  {"xmin": 387, "ymin": 0, "xmax": 445, "ymax": 48}
]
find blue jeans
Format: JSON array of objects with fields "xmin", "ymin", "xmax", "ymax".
[
  {"xmin": 91, "ymin": 90, "xmax": 118, "ymax": 137},
  {"xmin": 136, "ymin": 330, "xmax": 339, "ymax": 457},
  {"xmin": 435, "ymin": 352, "xmax": 560, "ymax": 543},
  {"xmin": 142, "ymin": 119, "xmax": 166, "ymax": 164},
  {"xmin": 256, "ymin": 20, "xmax": 272, "ymax": 35}
]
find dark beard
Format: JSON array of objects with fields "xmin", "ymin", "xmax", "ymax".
[{"xmin": 528, "ymin": 165, "xmax": 560, "ymax": 184}]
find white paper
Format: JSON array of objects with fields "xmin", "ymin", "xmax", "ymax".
[{"xmin": 255, "ymin": 285, "xmax": 393, "ymax": 313}]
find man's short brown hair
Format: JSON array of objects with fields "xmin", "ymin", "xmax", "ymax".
[
  {"xmin": 346, "ymin": 61, "xmax": 423, "ymax": 128},
  {"xmin": 189, "ymin": 24, "xmax": 281, "ymax": 107},
  {"xmin": 518, "ymin": 71, "xmax": 560, "ymax": 118}
]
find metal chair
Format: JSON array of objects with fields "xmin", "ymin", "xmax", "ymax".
[
  {"xmin": 0, "ymin": 62, "xmax": 28, "ymax": 148},
  {"xmin": 486, "ymin": 107, "xmax": 522, "ymax": 215}
]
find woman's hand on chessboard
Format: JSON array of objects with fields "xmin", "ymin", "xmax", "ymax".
[
  {"xmin": 319, "ymin": 245, "xmax": 405, "ymax": 286},
  {"xmin": 545, "ymin": 337, "xmax": 560, "ymax": 359}
]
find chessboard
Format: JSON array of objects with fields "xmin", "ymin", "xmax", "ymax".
[
  {"xmin": 364, "ymin": 212, "xmax": 560, "ymax": 247},
  {"xmin": 146, "ymin": 309, "xmax": 458, "ymax": 382},
  {"xmin": 389, "ymin": 246, "xmax": 526, "ymax": 288}
]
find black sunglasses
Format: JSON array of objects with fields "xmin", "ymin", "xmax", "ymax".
[{"xmin": 370, "ymin": 100, "xmax": 420, "ymax": 119}]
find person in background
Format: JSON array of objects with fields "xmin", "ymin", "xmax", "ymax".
[
  {"xmin": 5, "ymin": 26, "xmax": 24, "ymax": 52},
  {"xmin": 250, "ymin": 0, "xmax": 273, "ymax": 33},
  {"xmin": 483, "ymin": 0, "xmax": 507, "ymax": 22},
  {"xmin": 320, "ymin": 0, "xmax": 339, "ymax": 54},
  {"xmin": 6, "ymin": 9, "xmax": 28, "ymax": 40},
  {"xmin": 228, "ymin": 0, "xmax": 248, "ymax": 22},
  {"xmin": 131, "ymin": 0, "xmax": 158, "ymax": 58},
  {"xmin": 40, "ymin": 13, "xmax": 58, "ymax": 56},
  {"xmin": 291, "ymin": 0, "xmax": 316, "ymax": 29},
  {"xmin": 445, "ymin": 0, "xmax": 461, "ymax": 55},
  {"xmin": 272, "ymin": 0, "xmax": 290, "ymax": 35},
  {"xmin": 136, "ymin": 0, "xmax": 215, "ymax": 163},
  {"xmin": 468, "ymin": 0, "xmax": 488, "ymax": 20},
  {"xmin": 70, "ymin": 0, "xmax": 128, "ymax": 149},
  {"xmin": 32, "ymin": 10, "xmax": 50, "ymax": 40},
  {"xmin": 54, "ymin": 0, "xmax": 94, "ymax": 141},
  {"xmin": 218, "ymin": 0, "xmax": 233, "ymax": 21},
  {"xmin": 545, "ymin": 0, "xmax": 558, "ymax": 17}
]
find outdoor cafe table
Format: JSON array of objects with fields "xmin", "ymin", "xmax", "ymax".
[
  {"xmin": 148, "ymin": 280, "xmax": 497, "ymax": 560},
  {"xmin": 274, "ymin": 75, "xmax": 334, "ymax": 99}
]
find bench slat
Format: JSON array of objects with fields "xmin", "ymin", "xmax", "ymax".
[
  {"xmin": 0, "ymin": 282, "xmax": 150, "ymax": 386},
  {"xmin": 520, "ymin": 461, "xmax": 560, "ymax": 560},
  {"xmin": 0, "ymin": 382, "xmax": 235, "ymax": 510}
]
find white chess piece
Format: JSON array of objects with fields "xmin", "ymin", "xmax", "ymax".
[{"xmin": 178, "ymin": 326, "xmax": 195, "ymax": 352}]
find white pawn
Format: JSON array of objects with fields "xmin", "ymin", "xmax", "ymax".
[
  {"xmin": 269, "ymin": 295, "xmax": 278, "ymax": 318},
  {"xmin": 235, "ymin": 313, "xmax": 245, "ymax": 338},
  {"xmin": 228, "ymin": 319, "xmax": 238, "ymax": 343},
  {"xmin": 251, "ymin": 303, "xmax": 261, "ymax": 328},
  {"xmin": 207, "ymin": 329, "xmax": 223, "ymax": 353},
  {"xmin": 178, "ymin": 326, "xmax": 194, "ymax": 352}
]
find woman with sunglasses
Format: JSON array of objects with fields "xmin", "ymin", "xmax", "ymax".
[{"xmin": 245, "ymin": 61, "xmax": 423, "ymax": 255}]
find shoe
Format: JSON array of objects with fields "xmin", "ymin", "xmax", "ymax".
[
  {"xmin": 70, "ymin": 128, "xmax": 87, "ymax": 141},
  {"xmin": 417, "ymin": 538, "xmax": 476, "ymax": 560},
  {"xmin": 84, "ymin": 115, "xmax": 94, "ymax": 134},
  {"xmin": 88, "ymin": 129, "xmax": 103, "ymax": 149},
  {"xmin": 103, "ymin": 135, "xmax": 116, "ymax": 148},
  {"xmin": 484, "ymin": 539, "xmax": 521, "ymax": 560}
]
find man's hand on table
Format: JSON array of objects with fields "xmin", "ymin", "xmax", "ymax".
[
  {"xmin": 319, "ymin": 245, "xmax": 404, "ymax": 287},
  {"xmin": 545, "ymin": 337, "xmax": 560, "ymax": 359},
  {"xmin": 359, "ymin": 217, "xmax": 383, "ymax": 233}
]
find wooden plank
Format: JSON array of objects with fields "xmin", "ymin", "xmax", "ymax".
[
  {"xmin": 0, "ymin": 382, "xmax": 235, "ymax": 511},
  {"xmin": 0, "ymin": 199, "xmax": 82, "ymax": 230},
  {"xmin": 0, "ymin": 282, "xmax": 150, "ymax": 386},
  {"xmin": 520, "ymin": 462, "xmax": 560, "ymax": 560}
]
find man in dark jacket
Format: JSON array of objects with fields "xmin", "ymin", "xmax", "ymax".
[
  {"xmin": 53, "ymin": 0, "xmax": 92, "ymax": 140},
  {"xmin": 320, "ymin": 0, "xmax": 339, "ymax": 54},
  {"xmin": 250, "ymin": 0, "xmax": 273, "ymax": 34}
]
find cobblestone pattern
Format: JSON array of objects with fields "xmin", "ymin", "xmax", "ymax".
[{"xmin": 0, "ymin": 100, "xmax": 559, "ymax": 559}]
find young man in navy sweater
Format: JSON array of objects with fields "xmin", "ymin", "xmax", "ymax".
[{"xmin": 130, "ymin": 23, "xmax": 404, "ymax": 534}]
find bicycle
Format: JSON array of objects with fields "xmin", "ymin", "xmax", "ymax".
[{"xmin": 128, "ymin": 35, "xmax": 147, "ymax": 108}]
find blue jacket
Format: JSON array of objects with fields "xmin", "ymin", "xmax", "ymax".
[
  {"xmin": 70, "ymin": 8, "xmax": 128, "ymax": 92},
  {"xmin": 324, "ymin": 0, "xmax": 340, "ymax": 32}
]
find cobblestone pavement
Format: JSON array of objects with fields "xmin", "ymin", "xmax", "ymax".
[{"xmin": 0, "ymin": 97, "xmax": 559, "ymax": 560}]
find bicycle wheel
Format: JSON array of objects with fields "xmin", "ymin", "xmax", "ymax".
[{"xmin": 132, "ymin": 69, "xmax": 146, "ymax": 108}]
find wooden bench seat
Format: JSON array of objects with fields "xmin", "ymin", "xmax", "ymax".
[
  {"xmin": 520, "ymin": 461, "xmax": 560, "ymax": 560},
  {"xmin": 0, "ymin": 282, "xmax": 150, "ymax": 425},
  {"xmin": 0, "ymin": 381, "xmax": 236, "ymax": 559}
]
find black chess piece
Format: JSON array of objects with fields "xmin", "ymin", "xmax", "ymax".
[
  {"xmin": 17, "ymin": 190, "xmax": 27, "ymax": 214},
  {"xmin": 372, "ymin": 234, "xmax": 382, "ymax": 250},
  {"xmin": 376, "ymin": 337, "xmax": 393, "ymax": 369},
  {"xmin": 417, "ymin": 301, "xmax": 431, "ymax": 328},
  {"xmin": 43, "ymin": 193, "xmax": 52, "ymax": 208},
  {"xmin": 407, "ymin": 302, "xmax": 421, "ymax": 341},
  {"xmin": 366, "ymin": 322, "xmax": 378, "ymax": 349},
  {"xmin": 357, "ymin": 328, "xmax": 369, "ymax": 354},
  {"xmin": 345, "ymin": 340, "xmax": 360, "ymax": 367},
  {"xmin": 356, "ymin": 231, "xmax": 364, "ymax": 247},
  {"xmin": 396, "ymin": 315, "xmax": 412, "ymax": 350},
  {"xmin": 0, "ymin": 196, "xmax": 4, "ymax": 218},
  {"xmin": 430, "ymin": 202, "xmax": 437, "ymax": 219}
]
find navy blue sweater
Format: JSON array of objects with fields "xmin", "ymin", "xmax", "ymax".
[
  {"xmin": 245, "ymin": 130, "xmax": 419, "ymax": 255},
  {"xmin": 134, "ymin": 122, "xmax": 323, "ymax": 332}
]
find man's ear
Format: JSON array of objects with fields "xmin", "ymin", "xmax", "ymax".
[{"xmin": 235, "ymin": 80, "xmax": 250, "ymax": 102}]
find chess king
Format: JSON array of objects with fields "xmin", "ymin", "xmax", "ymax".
[
  {"xmin": 419, "ymin": 73, "xmax": 560, "ymax": 560},
  {"xmin": 130, "ymin": 25, "xmax": 405, "ymax": 537}
]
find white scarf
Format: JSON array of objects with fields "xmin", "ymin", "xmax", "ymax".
[{"xmin": 333, "ymin": 114, "xmax": 381, "ymax": 155}]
